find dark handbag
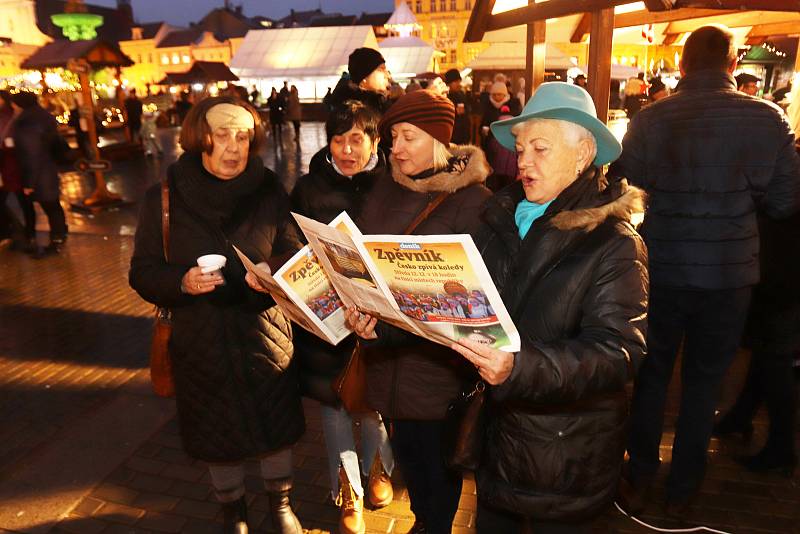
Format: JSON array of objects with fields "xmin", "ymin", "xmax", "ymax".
[
  {"xmin": 332, "ymin": 191, "xmax": 452, "ymax": 412},
  {"xmin": 150, "ymin": 179, "xmax": 175, "ymax": 398},
  {"xmin": 332, "ymin": 340, "xmax": 370, "ymax": 413},
  {"xmin": 443, "ymin": 380, "xmax": 486, "ymax": 471}
]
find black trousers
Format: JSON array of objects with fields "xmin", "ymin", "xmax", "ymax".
[
  {"xmin": 476, "ymin": 500, "xmax": 592, "ymax": 534},
  {"xmin": 38, "ymin": 199, "xmax": 67, "ymax": 241},
  {"xmin": 0, "ymin": 190, "xmax": 36, "ymax": 240},
  {"xmin": 388, "ymin": 419, "xmax": 462, "ymax": 534},
  {"xmin": 627, "ymin": 286, "xmax": 752, "ymax": 500},
  {"xmin": 721, "ymin": 347, "xmax": 797, "ymax": 457}
]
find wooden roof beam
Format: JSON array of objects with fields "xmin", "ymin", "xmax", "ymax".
[
  {"xmin": 674, "ymin": 0, "xmax": 800, "ymax": 10},
  {"xmin": 464, "ymin": 0, "xmax": 496, "ymax": 42},
  {"xmin": 571, "ymin": 13, "xmax": 592, "ymax": 43},
  {"xmin": 614, "ymin": 8, "xmax": 735, "ymax": 28},
  {"xmin": 486, "ymin": 0, "xmax": 630, "ymax": 33},
  {"xmin": 747, "ymin": 20, "xmax": 800, "ymax": 38}
]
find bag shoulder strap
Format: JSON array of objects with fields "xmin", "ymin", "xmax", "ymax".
[
  {"xmin": 160, "ymin": 179, "xmax": 170, "ymax": 262},
  {"xmin": 403, "ymin": 191, "xmax": 450, "ymax": 235}
]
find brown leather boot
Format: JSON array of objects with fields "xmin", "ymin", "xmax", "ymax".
[
  {"xmin": 263, "ymin": 477, "xmax": 302, "ymax": 534},
  {"xmin": 367, "ymin": 452, "xmax": 393, "ymax": 508},
  {"xmin": 337, "ymin": 466, "xmax": 365, "ymax": 534}
]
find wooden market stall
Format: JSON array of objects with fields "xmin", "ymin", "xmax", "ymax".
[
  {"xmin": 464, "ymin": 0, "xmax": 800, "ymax": 122},
  {"xmin": 21, "ymin": 39, "xmax": 134, "ymax": 208}
]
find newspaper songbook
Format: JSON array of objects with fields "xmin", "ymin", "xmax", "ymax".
[{"xmin": 292, "ymin": 212, "xmax": 520, "ymax": 352}]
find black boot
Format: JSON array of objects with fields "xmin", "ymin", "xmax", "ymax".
[
  {"xmin": 736, "ymin": 448, "xmax": 797, "ymax": 477},
  {"xmin": 221, "ymin": 496, "xmax": 248, "ymax": 534},
  {"xmin": 264, "ymin": 477, "xmax": 302, "ymax": 534}
]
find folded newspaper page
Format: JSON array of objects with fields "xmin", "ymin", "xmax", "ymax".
[
  {"xmin": 293, "ymin": 212, "xmax": 521, "ymax": 352},
  {"xmin": 234, "ymin": 214, "xmax": 358, "ymax": 346}
]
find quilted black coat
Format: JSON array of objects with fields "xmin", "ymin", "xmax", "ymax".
[
  {"xmin": 473, "ymin": 170, "xmax": 649, "ymax": 521},
  {"xmin": 358, "ymin": 145, "xmax": 493, "ymax": 420},
  {"xmin": 129, "ymin": 153, "xmax": 305, "ymax": 462},
  {"xmin": 289, "ymin": 147, "xmax": 386, "ymax": 404},
  {"xmin": 609, "ymin": 70, "xmax": 800, "ymax": 290}
]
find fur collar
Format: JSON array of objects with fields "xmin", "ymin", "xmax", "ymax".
[
  {"xmin": 550, "ymin": 178, "xmax": 646, "ymax": 232},
  {"xmin": 390, "ymin": 145, "xmax": 490, "ymax": 193}
]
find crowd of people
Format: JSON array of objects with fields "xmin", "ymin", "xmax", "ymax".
[
  {"xmin": 2, "ymin": 20, "xmax": 796, "ymax": 534},
  {"xmin": 124, "ymin": 24, "xmax": 798, "ymax": 534},
  {"xmin": 307, "ymin": 287, "xmax": 344, "ymax": 321}
]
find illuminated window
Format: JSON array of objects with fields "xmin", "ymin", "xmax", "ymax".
[
  {"xmin": 450, "ymin": 49, "xmax": 457, "ymax": 63},
  {"xmin": 440, "ymin": 0, "xmax": 446, "ymax": 10},
  {"xmin": 415, "ymin": 0, "xmax": 421, "ymax": 11},
  {"xmin": 148, "ymin": 53, "xmax": 153, "ymax": 63},
  {"xmin": 182, "ymin": 54, "xmax": 191, "ymax": 63},
  {"xmin": 430, "ymin": 0, "xmax": 436, "ymax": 12},
  {"xmin": 450, "ymin": 0, "xmax": 457, "ymax": 10},
  {"xmin": 171, "ymin": 53, "xmax": 180, "ymax": 64},
  {"xmin": 465, "ymin": 0, "xmax": 471, "ymax": 9},
  {"xmin": 137, "ymin": 54, "xmax": 142, "ymax": 63},
  {"xmin": 161, "ymin": 54, "xmax": 169, "ymax": 65}
]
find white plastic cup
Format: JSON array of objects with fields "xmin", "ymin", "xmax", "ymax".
[{"xmin": 197, "ymin": 254, "xmax": 227, "ymax": 277}]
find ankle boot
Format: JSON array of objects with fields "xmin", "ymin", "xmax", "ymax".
[
  {"xmin": 263, "ymin": 477, "xmax": 302, "ymax": 534},
  {"xmin": 367, "ymin": 452, "xmax": 393, "ymax": 508},
  {"xmin": 337, "ymin": 466, "xmax": 365, "ymax": 534},
  {"xmin": 221, "ymin": 496, "xmax": 248, "ymax": 534}
]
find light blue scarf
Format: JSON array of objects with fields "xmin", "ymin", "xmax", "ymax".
[{"xmin": 515, "ymin": 199, "xmax": 553, "ymax": 239}]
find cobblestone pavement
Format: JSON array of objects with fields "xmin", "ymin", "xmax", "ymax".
[{"xmin": 0, "ymin": 123, "xmax": 798, "ymax": 534}]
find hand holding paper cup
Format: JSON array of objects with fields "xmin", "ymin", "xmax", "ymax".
[{"xmin": 197, "ymin": 254, "xmax": 227, "ymax": 276}]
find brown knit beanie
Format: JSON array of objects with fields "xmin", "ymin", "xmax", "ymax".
[{"xmin": 379, "ymin": 90, "xmax": 455, "ymax": 145}]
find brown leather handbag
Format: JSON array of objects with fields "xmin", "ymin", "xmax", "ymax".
[
  {"xmin": 150, "ymin": 179, "xmax": 175, "ymax": 398},
  {"xmin": 332, "ymin": 191, "xmax": 451, "ymax": 413},
  {"xmin": 443, "ymin": 380, "xmax": 486, "ymax": 471}
]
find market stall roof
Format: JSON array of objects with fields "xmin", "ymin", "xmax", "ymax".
[
  {"xmin": 379, "ymin": 36, "xmax": 441, "ymax": 78},
  {"xmin": 230, "ymin": 26, "xmax": 379, "ymax": 78},
  {"xmin": 468, "ymin": 41, "xmax": 575, "ymax": 70},
  {"xmin": 21, "ymin": 39, "xmax": 133, "ymax": 70},
  {"xmin": 157, "ymin": 61, "xmax": 239, "ymax": 85}
]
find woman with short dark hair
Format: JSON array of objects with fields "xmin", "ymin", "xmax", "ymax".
[
  {"xmin": 290, "ymin": 100, "xmax": 393, "ymax": 534},
  {"xmin": 130, "ymin": 96, "xmax": 304, "ymax": 534}
]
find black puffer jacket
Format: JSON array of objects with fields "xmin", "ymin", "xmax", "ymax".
[
  {"xmin": 130, "ymin": 154, "xmax": 305, "ymax": 462},
  {"xmin": 290, "ymin": 147, "xmax": 386, "ymax": 404},
  {"xmin": 359, "ymin": 145, "xmax": 493, "ymax": 420},
  {"xmin": 473, "ymin": 170, "xmax": 648, "ymax": 521},
  {"xmin": 328, "ymin": 81, "xmax": 390, "ymax": 114},
  {"xmin": 609, "ymin": 69, "xmax": 800, "ymax": 290},
  {"xmin": 13, "ymin": 104, "xmax": 61, "ymax": 203}
]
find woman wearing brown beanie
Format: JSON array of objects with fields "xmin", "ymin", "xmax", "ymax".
[{"xmin": 345, "ymin": 89, "xmax": 493, "ymax": 534}]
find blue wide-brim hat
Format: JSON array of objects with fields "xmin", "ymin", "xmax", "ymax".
[{"xmin": 490, "ymin": 82, "xmax": 622, "ymax": 166}]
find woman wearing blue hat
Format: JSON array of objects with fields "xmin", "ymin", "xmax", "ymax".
[{"xmin": 449, "ymin": 82, "xmax": 650, "ymax": 532}]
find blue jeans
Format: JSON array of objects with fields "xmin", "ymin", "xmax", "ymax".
[{"xmin": 319, "ymin": 404, "xmax": 394, "ymax": 499}]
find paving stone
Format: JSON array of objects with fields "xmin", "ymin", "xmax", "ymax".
[
  {"xmin": 172, "ymin": 498, "xmax": 220, "ymax": 520},
  {"xmin": 91, "ymin": 484, "xmax": 140, "ymax": 506},
  {"xmin": 128, "ymin": 473, "xmax": 173, "ymax": 493},
  {"xmin": 164, "ymin": 480, "xmax": 211, "ymax": 501},
  {"xmin": 125, "ymin": 456, "xmax": 168, "ymax": 476},
  {"xmin": 130, "ymin": 492, "xmax": 180, "ymax": 513},
  {"xmin": 71, "ymin": 497, "xmax": 105, "ymax": 517},
  {"xmin": 137, "ymin": 511, "xmax": 188, "ymax": 533},
  {"xmin": 55, "ymin": 515, "xmax": 108, "ymax": 534},
  {"xmin": 97, "ymin": 502, "xmax": 146, "ymax": 525},
  {"xmin": 160, "ymin": 463, "xmax": 205, "ymax": 482}
]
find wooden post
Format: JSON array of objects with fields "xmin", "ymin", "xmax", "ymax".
[
  {"xmin": 115, "ymin": 66, "xmax": 131, "ymax": 143},
  {"xmin": 795, "ymin": 38, "xmax": 800, "ymax": 73},
  {"xmin": 525, "ymin": 16, "xmax": 547, "ymax": 102},
  {"xmin": 75, "ymin": 66, "xmax": 119, "ymax": 206},
  {"xmin": 586, "ymin": 8, "xmax": 614, "ymax": 123}
]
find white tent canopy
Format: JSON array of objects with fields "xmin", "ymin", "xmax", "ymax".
[
  {"xmin": 468, "ymin": 42, "xmax": 575, "ymax": 70},
  {"xmin": 380, "ymin": 36, "xmax": 441, "ymax": 80},
  {"xmin": 230, "ymin": 26, "xmax": 379, "ymax": 79}
]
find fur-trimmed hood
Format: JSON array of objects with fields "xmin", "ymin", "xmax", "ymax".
[
  {"xmin": 389, "ymin": 144, "xmax": 491, "ymax": 194},
  {"xmin": 551, "ymin": 178, "xmax": 646, "ymax": 232}
]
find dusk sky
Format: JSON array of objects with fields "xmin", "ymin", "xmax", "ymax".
[{"xmin": 91, "ymin": 0, "xmax": 396, "ymax": 26}]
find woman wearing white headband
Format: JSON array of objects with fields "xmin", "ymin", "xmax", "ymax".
[{"xmin": 130, "ymin": 96, "xmax": 305, "ymax": 534}]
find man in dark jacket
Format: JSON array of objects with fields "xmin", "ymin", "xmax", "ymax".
[
  {"xmin": 11, "ymin": 91, "xmax": 67, "ymax": 257},
  {"xmin": 328, "ymin": 48, "xmax": 391, "ymax": 115},
  {"xmin": 124, "ymin": 88, "xmax": 143, "ymax": 142},
  {"xmin": 444, "ymin": 68, "xmax": 471, "ymax": 145},
  {"xmin": 610, "ymin": 25, "xmax": 800, "ymax": 515}
]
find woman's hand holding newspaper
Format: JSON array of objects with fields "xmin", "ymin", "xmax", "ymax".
[{"xmin": 345, "ymin": 306, "xmax": 378, "ymax": 340}]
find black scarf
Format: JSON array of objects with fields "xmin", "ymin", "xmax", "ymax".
[{"xmin": 173, "ymin": 152, "xmax": 266, "ymax": 228}]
